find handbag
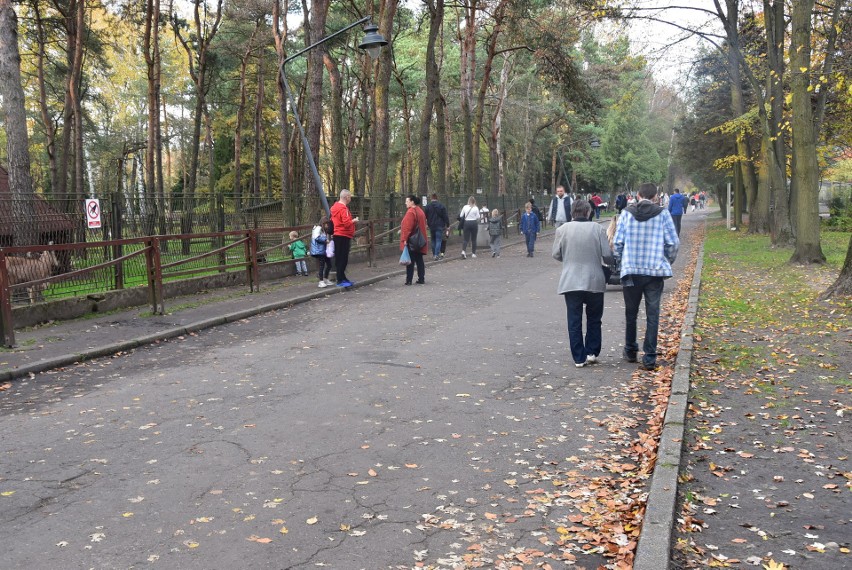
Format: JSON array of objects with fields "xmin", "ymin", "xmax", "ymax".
[
  {"xmin": 325, "ymin": 238, "xmax": 335, "ymax": 258},
  {"xmin": 399, "ymin": 247, "xmax": 411, "ymax": 265},
  {"xmin": 407, "ymin": 211, "xmax": 427, "ymax": 250}
]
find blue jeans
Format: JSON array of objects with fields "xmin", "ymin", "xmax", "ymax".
[
  {"xmin": 430, "ymin": 228, "xmax": 444, "ymax": 257},
  {"xmin": 622, "ymin": 275, "xmax": 665, "ymax": 365},
  {"xmin": 525, "ymin": 232, "xmax": 536, "ymax": 253},
  {"xmin": 563, "ymin": 291, "xmax": 604, "ymax": 364}
]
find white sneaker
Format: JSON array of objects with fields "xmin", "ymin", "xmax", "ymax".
[
  {"xmin": 575, "ymin": 361, "xmax": 586, "ymax": 368},
  {"xmin": 585, "ymin": 355, "xmax": 598, "ymax": 364},
  {"xmin": 324, "ymin": 279, "xmax": 334, "ymax": 286},
  {"xmin": 461, "ymin": 251, "xmax": 467, "ymax": 259},
  {"xmin": 471, "ymin": 253, "xmax": 477, "ymax": 258},
  {"xmin": 318, "ymin": 281, "xmax": 327, "ymax": 288}
]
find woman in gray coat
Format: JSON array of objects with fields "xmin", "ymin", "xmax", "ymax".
[{"xmin": 552, "ymin": 200, "xmax": 614, "ymax": 367}]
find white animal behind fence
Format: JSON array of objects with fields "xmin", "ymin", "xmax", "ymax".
[{"xmin": 5, "ymin": 250, "xmax": 61, "ymax": 304}]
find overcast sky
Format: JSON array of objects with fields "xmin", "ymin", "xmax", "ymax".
[{"xmin": 624, "ymin": 0, "xmax": 725, "ymax": 87}]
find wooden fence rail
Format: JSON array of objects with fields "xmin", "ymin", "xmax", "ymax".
[{"xmin": 0, "ymin": 218, "xmax": 401, "ymax": 347}]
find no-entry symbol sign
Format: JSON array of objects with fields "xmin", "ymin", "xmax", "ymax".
[{"xmin": 85, "ymin": 199, "xmax": 102, "ymax": 229}]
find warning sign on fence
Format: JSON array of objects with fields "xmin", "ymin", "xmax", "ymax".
[{"xmin": 85, "ymin": 199, "xmax": 101, "ymax": 229}]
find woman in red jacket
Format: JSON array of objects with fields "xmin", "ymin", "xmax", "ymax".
[{"xmin": 400, "ymin": 194, "xmax": 428, "ymax": 285}]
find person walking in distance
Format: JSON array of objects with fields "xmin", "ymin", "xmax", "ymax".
[
  {"xmin": 488, "ymin": 209, "xmax": 503, "ymax": 257},
  {"xmin": 520, "ymin": 201, "xmax": 541, "ymax": 257},
  {"xmin": 330, "ymin": 190, "xmax": 358, "ymax": 287},
  {"xmin": 549, "ymin": 185, "xmax": 572, "ymax": 227},
  {"xmin": 424, "ymin": 193, "xmax": 449, "ymax": 261},
  {"xmin": 400, "ymin": 194, "xmax": 428, "ymax": 285},
  {"xmin": 667, "ymin": 187, "xmax": 687, "ymax": 236},
  {"xmin": 458, "ymin": 196, "xmax": 480, "ymax": 259},
  {"xmin": 613, "ymin": 183, "xmax": 679, "ymax": 370},
  {"xmin": 552, "ymin": 199, "xmax": 614, "ymax": 367}
]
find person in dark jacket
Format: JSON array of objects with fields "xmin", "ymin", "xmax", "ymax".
[
  {"xmin": 548, "ymin": 185, "xmax": 572, "ymax": 227},
  {"xmin": 424, "ymin": 193, "xmax": 450, "ymax": 261},
  {"xmin": 520, "ymin": 201, "xmax": 541, "ymax": 257}
]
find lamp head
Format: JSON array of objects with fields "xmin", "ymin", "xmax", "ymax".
[
  {"xmin": 359, "ymin": 22, "xmax": 388, "ymax": 60},
  {"xmin": 590, "ymin": 138, "xmax": 601, "ymax": 149}
]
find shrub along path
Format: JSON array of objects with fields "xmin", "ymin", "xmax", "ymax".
[{"xmin": 672, "ymin": 225, "xmax": 851, "ymax": 570}]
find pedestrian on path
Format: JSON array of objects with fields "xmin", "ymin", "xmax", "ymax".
[
  {"xmin": 668, "ymin": 188, "xmax": 687, "ymax": 236},
  {"xmin": 459, "ymin": 196, "xmax": 480, "ymax": 259},
  {"xmin": 310, "ymin": 217, "xmax": 334, "ymax": 287},
  {"xmin": 520, "ymin": 201, "xmax": 541, "ymax": 257},
  {"xmin": 488, "ymin": 209, "xmax": 503, "ymax": 257},
  {"xmin": 287, "ymin": 231, "xmax": 309, "ymax": 276},
  {"xmin": 548, "ymin": 185, "xmax": 572, "ymax": 227},
  {"xmin": 614, "ymin": 183, "xmax": 679, "ymax": 370},
  {"xmin": 424, "ymin": 193, "xmax": 449, "ymax": 261},
  {"xmin": 330, "ymin": 190, "xmax": 358, "ymax": 287},
  {"xmin": 400, "ymin": 194, "xmax": 428, "ymax": 285},
  {"xmin": 552, "ymin": 199, "xmax": 614, "ymax": 367}
]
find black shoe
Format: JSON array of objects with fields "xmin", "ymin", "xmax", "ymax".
[
  {"xmin": 415, "ymin": 280, "xmax": 425, "ymax": 285},
  {"xmin": 623, "ymin": 349, "xmax": 638, "ymax": 363},
  {"xmin": 404, "ymin": 281, "xmax": 412, "ymax": 286},
  {"xmin": 639, "ymin": 361, "xmax": 658, "ymax": 371}
]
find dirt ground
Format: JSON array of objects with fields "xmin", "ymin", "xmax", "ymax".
[{"xmin": 672, "ymin": 229, "xmax": 851, "ymax": 570}]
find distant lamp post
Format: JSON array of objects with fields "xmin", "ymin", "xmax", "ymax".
[
  {"xmin": 279, "ymin": 17, "xmax": 388, "ymax": 216},
  {"xmin": 558, "ymin": 137, "xmax": 600, "ymax": 192}
]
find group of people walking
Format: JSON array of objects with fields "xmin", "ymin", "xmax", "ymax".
[
  {"xmin": 553, "ymin": 183, "xmax": 680, "ymax": 371},
  {"xmin": 304, "ymin": 184, "xmax": 681, "ymax": 373}
]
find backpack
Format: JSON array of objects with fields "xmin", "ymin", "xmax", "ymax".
[
  {"xmin": 532, "ymin": 205, "xmax": 543, "ymax": 222},
  {"xmin": 488, "ymin": 217, "xmax": 502, "ymax": 236}
]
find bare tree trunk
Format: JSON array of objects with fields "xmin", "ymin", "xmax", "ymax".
[
  {"xmin": 0, "ymin": 0, "xmax": 37, "ymax": 245},
  {"xmin": 418, "ymin": 0, "xmax": 443, "ymax": 198},
  {"xmin": 323, "ymin": 52, "xmax": 346, "ymax": 195},
  {"xmin": 272, "ymin": 0, "xmax": 294, "ymax": 224},
  {"xmin": 491, "ymin": 54, "xmax": 512, "ymax": 196},
  {"xmin": 370, "ymin": 0, "xmax": 399, "ymax": 218},
  {"xmin": 234, "ymin": 25, "xmax": 259, "ymax": 212},
  {"xmin": 435, "ymin": 94, "xmax": 447, "ymax": 196},
  {"xmin": 173, "ymin": 0, "xmax": 222, "ymax": 250},
  {"xmin": 33, "ymin": 2, "xmax": 56, "ymax": 195},
  {"xmin": 459, "ymin": 1, "xmax": 477, "ymax": 194},
  {"xmin": 302, "ymin": 0, "xmax": 330, "ymax": 221},
  {"xmin": 789, "ymin": 0, "xmax": 824, "ymax": 264},
  {"xmin": 253, "ymin": 50, "xmax": 264, "ymax": 200}
]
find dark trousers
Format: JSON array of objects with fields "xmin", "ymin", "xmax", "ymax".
[
  {"xmin": 462, "ymin": 221, "xmax": 478, "ymax": 254},
  {"xmin": 622, "ymin": 275, "xmax": 665, "ymax": 365},
  {"xmin": 333, "ymin": 235, "xmax": 352, "ymax": 283},
  {"xmin": 430, "ymin": 228, "xmax": 444, "ymax": 258},
  {"xmin": 671, "ymin": 214, "xmax": 682, "ymax": 236},
  {"xmin": 313, "ymin": 255, "xmax": 331, "ymax": 280},
  {"xmin": 563, "ymin": 291, "xmax": 604, "ymax": 364},
  {"xmin": 405, "ymin": 250, "xmax": 425, "ymax": 283},
  {"xmin": 524, "ymin": 232, "xmax": 537, "ymax": 253}
]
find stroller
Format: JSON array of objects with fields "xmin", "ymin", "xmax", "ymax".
[{"xmin": 605, "ymin": 216, "xmax": 622, "ymax": 285}]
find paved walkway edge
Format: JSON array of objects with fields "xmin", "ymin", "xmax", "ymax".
[
  {"xmin": 634, "ymin": 241, "xmax": 705, "ymax": 570},
  {"xmin": 0, "ymin": 268, "xmax": 409, "ymax": 383}
]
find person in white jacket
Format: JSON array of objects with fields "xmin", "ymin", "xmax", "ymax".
[{"xmin": 552, "ymin": 200, "xmax": 614, "ymax": 367}]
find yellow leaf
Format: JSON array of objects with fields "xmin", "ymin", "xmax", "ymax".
[
  {"xmin": 279, "ymin": 527, "xmax": 288, "ymax": 535},
  {"xmin": 339, "ymin": 524, "xmax": 351, "ymax": 531},
  {"xmin": 484, "ymin": 512, "xmax": 498, "ymax": 520},
  {"xmin": 185, "ymin": 541, "xmax": 199, "ymax": 549},
  {"xmin": 800, "ymin": 67, "xmax": 808, "ymax": 72},
  {"xmin": 763, "ymin": 559, "xmax": 786, "ymax": 570},
  {"xmin": 243, "ymin": 514, "xmax": 255, "ymax": 522},
  {"xmin": 122, "ymin": 512, "xmax": 134, "ymax": 518},
  {"xmin": 1, "ymin": 491, "xmax": 15, "ymax": 497},
  {"xmin": 368, "ymin": 469, "xmax": 377, "ymax": 477},
  {"xmin": 306, "ymin": 516, "xmax": 318, "ymax": 525}
]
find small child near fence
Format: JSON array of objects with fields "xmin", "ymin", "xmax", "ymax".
[
  {"xmin": 288, "ymin": 230, "xmax": 309, "ymax": 276},
  {"xmin": 488, "ymin": 209, "xmax": 503, "ymax": 257},
  {"xmin": 310, "ymin": 218, "xmax": 334, "ymax": 287}
]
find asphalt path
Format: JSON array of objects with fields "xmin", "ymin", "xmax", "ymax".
[{"xmin": 0, "ymin": 212, "xmax": 705, "ymax": 569}]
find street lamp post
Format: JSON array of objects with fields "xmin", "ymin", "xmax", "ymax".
[
  {"xmin": 556, "ymin": 137, "xmax": 600, "ymax": 193},
  {"xmin": 279, "ymin": 17, "xmax": 388, "ymax": 216}
]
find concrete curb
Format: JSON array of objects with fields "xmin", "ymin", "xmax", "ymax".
[{"xmin": 633, "ymin": 241, "xmax": 705, "ymax": 570}]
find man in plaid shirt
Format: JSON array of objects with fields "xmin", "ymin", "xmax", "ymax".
[{"xmin": 613, "ymin": 183, "xmax": 680, "ymax": 370}]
